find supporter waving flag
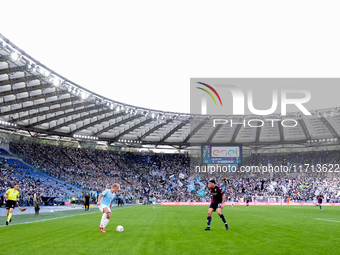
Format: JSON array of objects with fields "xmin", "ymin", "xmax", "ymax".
[{"xmin": 197, "ymin": 188, "xmax": 205, "ymax": 198}]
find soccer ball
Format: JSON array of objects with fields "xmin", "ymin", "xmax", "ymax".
[
  {"xmin": 50, "ymin": 210, "xmax": 54, "ymax": 214},
  {"xmin": 116, "ymin": 225, "xmax": 124, "ymax": 232}
]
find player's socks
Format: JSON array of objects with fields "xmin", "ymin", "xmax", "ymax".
[
  {"xmin": 220, "ymin": 214, "xmax": 226, "ymax": 224},
  {"xmin": 103, "ymin": 218, "xmax": 110, "ymax": 228},
  {"xmin": 206, "ymin": 216, "xmax": 212, "ymax": 230},
  {"xmin": 100, "ymin": 213, "xmax": 107, "ymax": 227},
  {"xmin": 207, "ymin": 216, "xmax": 211, "ymax": 227},
  {"xmin": 7, "ymin": 213, "xmax": 12, "ymax": 222},
  {"xmin": 6, "ymin": 221, "xmax": 8, "ymax": 225}
]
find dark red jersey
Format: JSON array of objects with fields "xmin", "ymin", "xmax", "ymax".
[{"xmin": 209, "ymin": 185, "xmax": 224, "ymax": 203}]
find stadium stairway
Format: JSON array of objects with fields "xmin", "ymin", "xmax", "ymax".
[
  {"xmin": 0, "ymin": 144, "xmax": 13, "ymax": 156},
  {"xmin": 18, "ymin": 169, "xmax": 83, "ymax": 196},
  {"xmin": 0, "ymin": 156, "xmax": 33, "ymax": 170},
  {"xmin": 0, "ymin": 147, "xmax": 83, "ymax": 197},
  {"xmin": 0, "ymin": 148, "xmax": 11, "ymax": 156}
]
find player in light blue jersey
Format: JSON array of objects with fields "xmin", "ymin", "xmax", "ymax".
[
  {"xmin": 97, "ymin": 183, "xmax": 120, "ymax": 233},
  {"xmin": 151, "ymin": 196, "xmax": 156, "ymax": 209},
  {"xmin": 231, "ymin": 197, "xmax": 234, "ymax": 208}
]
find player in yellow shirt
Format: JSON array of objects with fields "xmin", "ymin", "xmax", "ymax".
[
  {"xmin": 4, "ymin": 184, "xmax": 20, "ymax": 225},
  {"xmin": 71, "ymin": 196, "xmax": 76, "ymax": 208}
]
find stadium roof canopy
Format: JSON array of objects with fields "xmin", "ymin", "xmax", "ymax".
[{"xmin": 1, "ymin": 33, "xmax": 340, "ymax": 149}]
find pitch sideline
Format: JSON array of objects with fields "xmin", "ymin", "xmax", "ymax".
[{"xmin": 0, "ymin": 205, "xmax": 139, "ymax": 228}]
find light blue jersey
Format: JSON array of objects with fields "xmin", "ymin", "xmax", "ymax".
[
  {"xmin": 231, "ymin": 198, "xmax": 235, "ymax": 202},
  {"xmin": 100, "ymin": 189, "xmax": 116, "ymax": 207},
  {"xmin": 152, "ymin": 198, "xmax": 156, "ymax": 203}
]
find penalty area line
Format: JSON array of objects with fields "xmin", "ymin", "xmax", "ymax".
[{"xmin": 0, "ymin": 205, "xmax": 138, "ymax": 228}]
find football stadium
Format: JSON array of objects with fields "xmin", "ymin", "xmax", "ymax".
[{"xmin": 1, "ymin": 3, "xmax": 340, "ymax": 255}]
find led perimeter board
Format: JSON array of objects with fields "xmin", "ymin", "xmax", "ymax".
[{"xmin": 201, "ymin": 144, "xmax": 242, "ymax": 164}]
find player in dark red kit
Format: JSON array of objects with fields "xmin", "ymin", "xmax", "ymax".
[
  {"xmin": 205, "ymin": 180, "xmax": 229, "ymax": 231},
  {"xmin": 317, "ymin": 194, "xmax": 323, "ymax": 211}
]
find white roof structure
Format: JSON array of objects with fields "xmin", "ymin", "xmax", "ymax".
[{"xmin": 1, "ymin": 33, "xmax": 340, "ymax": 149}]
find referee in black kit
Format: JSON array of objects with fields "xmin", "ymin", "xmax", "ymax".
[{"xmin": 84, "ymin": 192, "xmax": 90, "ymax": 211}]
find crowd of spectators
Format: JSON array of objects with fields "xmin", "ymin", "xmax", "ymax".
[
  {"xmin": 3, "ymin": 142, "xmax": 340, "ymax": 204},
  {"xmin": 195, "ymin": 176, "xmax": 340, "ymax": 203},
  {"xmin": 9, "ymin": 142, "xmax": 190, "ymax": 202},
  {"xmin": 244, "ymin": 150, "xmax": 340, "ymax": 175}
]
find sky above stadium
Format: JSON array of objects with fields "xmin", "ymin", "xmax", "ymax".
[{"xmin": 1, "ymin": 1, "xmax": 340, "ymax": 114}]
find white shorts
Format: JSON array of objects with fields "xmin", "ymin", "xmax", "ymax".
[
  {"xmin": 98, "ymin": 204, "xmax": 111, "ymax": 213},
  {"xmin": 152, "ymin": 202, "xmax": 156, "ymax": 206}
]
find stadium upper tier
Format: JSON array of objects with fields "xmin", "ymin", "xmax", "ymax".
[{"xmin": 1, "ymin": 33, "xmax": 340, "ymax": 148}]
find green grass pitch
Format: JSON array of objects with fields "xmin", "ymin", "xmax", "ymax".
[{"xmin": 1, "ymin": 205, "xmax": 340, "ymax": 255}]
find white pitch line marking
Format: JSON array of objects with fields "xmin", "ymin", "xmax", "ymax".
[
  {"xmin": 315, "ymin": 218, "xmax": 340, "ymax": 223},
  {"xmin": 0, "ymin": 206, "xmax": 138, "ymax": 228}
]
